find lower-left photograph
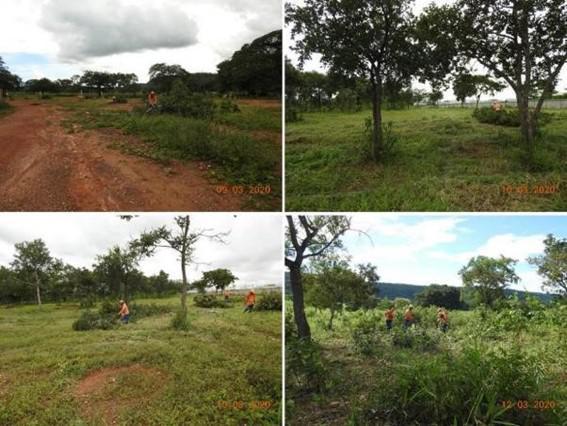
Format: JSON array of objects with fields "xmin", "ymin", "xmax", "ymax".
[{"xmin": 0, "ymin": 213, "xmax": 282, "ymax": 425}]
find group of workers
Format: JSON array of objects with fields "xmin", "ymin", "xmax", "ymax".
[
  {"xmin": 384, "ymin": 305, "xmax": 449, "ymax": 332},
  {"xmin": 116, "ymin": 289, "xmax": 257, "ymax": 323}
]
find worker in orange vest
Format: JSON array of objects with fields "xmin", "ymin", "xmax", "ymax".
[
  {"xmin": 403, "ymin": 305, "xmax": 414, "ymax": 329},
  {"xmin": 437, "ymin": 308, "xmax": 449, "ymax": 332},
  {"xmin": 118, "ymin": 299, "xmax": 130, "ymax": 324},
  {"xmin": 384, "ymin": 306, "xmax": 395, "ymax": 331},
  {"xmin": 244, "ymin": 290, "xmax": 256, "ymax": 313}
]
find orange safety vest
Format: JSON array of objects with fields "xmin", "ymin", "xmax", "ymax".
[
  {"xmin": 404, "ymin": 309, "xmax": 414, "ymax": 321},
  {"xmin": 245, "ymin": 292, "xmax": 256, "ymax": 305},
  {"xmin": 385, "ymin": 309, "xmax": 395, "ymax": 320}
]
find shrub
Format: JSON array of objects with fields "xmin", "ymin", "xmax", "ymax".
[
  {"xmin": 285, "ymin": 314, "xmax": 327, "ymax": 393},
  {"xmin": 72, "ymin": 310, "xmax": 116, "ymax": 331},
  {"xmin": 351, "ymin": 316, "xmax": 382, "ymax": 356},
  {"xmin": 285, "ymin": 106, "xmax": 302, "ymax": 123},
  {"xmin": 160, "ymin": 80, "xmax": 216, "ymax": 119},
  {"xmin": 170, "ymin": 308, "xmax": 190, "ymax": 330},
  {"xmin": 0, "ymin": 100, "xmax": 10, "ymax": 111},
  {"xmin": 255, "ymin": 292, "xmax": 282, "ymax": 311},
  {"xmin": 473, "ymin": 107, "xmax": 552, "ymax": 127},
  {"xmin": 193, "ymin": 294, "xmax": 227, "ymax": 308},
  {"xmin": 129, "ymin": 303, "xmax": 170, "ymax": 319},
  {"xmin": 219, "ymin": 98, "xmax": 240, "ymax": 113},
  {"xmin": 390, "ymin": 327, "xmax": 440, "ymax": 351},
  {"xmin": 79, "ymin": 297, "xmax": 96, "ymax": 309}
]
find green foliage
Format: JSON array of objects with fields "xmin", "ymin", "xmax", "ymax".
[
  {"xmin": 218, "ymin": 98, "xmax": 240, "ymax": 113},
  {"xmin": 170, "ymin": 308, "xmax": 190, "ymax": 330},
  {"xmin": 528, "ymin": 234, "xmax": 567, "ymax": 297},
  {"xmin": 415, "ymin": 284, "xmax": 464, "ymax": 309},
  {"xmin": 193, "ymin": 294, "xmax": 228, "ymax": 308},
  {"xmin": 473, "ymin": 107, "xmax": 522, "ymax": 127},
  {"xmin": 200, "ymin": 268, "xmax": 237, "ymax": 293},
  {"xmin": 350, "ymin": 315, "xmax": 382, "ymax": 356},
  {"xmin": 364, "ymin": 118, "xmax": 399, "ymax": 159},
  {"xmin": 285, "ymin": 314, "xmax": 327, "ymax": 393},
  {"xmin": 390, "ymin": 327, "xmax": 440, "ymax": 351},
  {"xmin": 254, "ymin": 292, "xmax": 282, "ymax": 311},
  {"xmin": 160, "ymin": 80, "xmax": 216, "ymax": 119},
  {"xmin": 72, "ymin": 310, "xmax": 116, "ymax": 331}
]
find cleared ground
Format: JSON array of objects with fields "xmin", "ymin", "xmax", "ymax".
[
  {"xmin": 286, "ymin": 107, "xmax": 566, "ymax": 211},
  {"xmin": 0, "ymin": 96, "xmax": 281, "ymax": 211},
  {"xmin": 0, "ymin": 296, "xmax": 281, "ymax": 425}
]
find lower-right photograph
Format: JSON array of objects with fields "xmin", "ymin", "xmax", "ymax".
[{"xmin": 285, "ymin": 214, "xmax": 566, "ymax": 425}]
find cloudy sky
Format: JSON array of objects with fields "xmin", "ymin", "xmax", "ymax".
[
  {"xmin": 319, "ymin": 215, "xmax": 567, "ymax": 294},
  {"xmin": 0, "ymin": 0, "xmax": 281, "ymax": 82},
  {"xmin": 285, "ymin": 0, "xmax": 567, "ymax": 101},
  {"xmin": 0, "ymin": 214, "xmax": 283, "ymax": 289}
]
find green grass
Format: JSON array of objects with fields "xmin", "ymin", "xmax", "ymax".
[
  {"xmin": 0, "ymin": 295, "xmax": 281, "ymax": 425},
  {"xmin": 286, "ymin": 107, "xmax": 567, "ymax": 211},
  {"xmin": 0, "ymin": 100, "xmax": 13, "ymax": 117},
  {"xmin": 286, "ymin": 304, "xmax": 566, "ymax": 425},
  {"xmin": 57, "ymin": 97, "xmax": 281, "ymax": 211}
]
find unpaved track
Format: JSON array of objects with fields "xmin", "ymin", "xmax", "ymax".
[{"xmin": 0, "ymin": 101, "xmax": 241, "ymax": 211}]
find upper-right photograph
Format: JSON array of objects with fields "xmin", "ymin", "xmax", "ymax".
[{"xmin": 285, "ymin": 0, "xmax": 566, "ymax": 212}]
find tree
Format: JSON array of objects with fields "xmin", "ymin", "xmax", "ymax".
[
  {"xmin": 287, "ymin": 0, "xmax": 417, "ymax": 161},
  {"xmin": 24, "ymin": 78, "xmax": 59, "ymax": 94},
  {"xmin": 148, "ymin": 63, "xmax": 189, "ymax": 93},
  {"xmin": 528, "ymin": 234, "xmax": 567, "ymax": 297},
  {"xmin": 130, "ymin": 216, "xmax": 228, "ymax": 314},
  {"xmin": 453, "ymin": 74, "xmax": 506, "ymax": 108},
  {"xmin": 415, "ymin": 284, "xmax": 464, "ymax": 309},
  {"xmin": 423, "ymin": 0, "xmax": 567, "ymax": 163},
  {"xmin": 306, "ymin": 263, "xmax": 378, "ymax": 330},
  {"xmin": 201, "ymin": 268, "xmax": 237, "ymax": 293},
  {"xmin": 93, "ymin": 246, "xmax": 140, "ymax": 301},
  {"xmin": 0, "ymin": 57, "xmax": 22, "ymax": 98},
  {"xmin": 427, "ymin": 89, "xmax": 444, "ymax": 106},
  {"xmin": 285, "ymin": 215, "xmax": 352, "ymax": 340},
  {"xmin": 459, "ymin": 255, "xmax": 519, "ymax": 307},
  {"xmin": 11, "ymin": 239, "xmax": 56, "ymax": 306},
  {"xmin": 217, "ymin": 30, "xmax": 282, "ymax": 97},
  {"xmin": 80, "ymin": 71, "xmax": 114, "ymax": 97}
]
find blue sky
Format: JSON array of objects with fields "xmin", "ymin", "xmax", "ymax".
[{"xmin": 336, "ymin": 215, "xmax": 567, "ymax": 293}]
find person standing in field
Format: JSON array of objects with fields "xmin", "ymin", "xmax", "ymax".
[
  {"xmin": 118, "ymin": 300, "xmax": 130, "ymax": 324},
  {"xmin": 403, "ymin": 305, "xmax": 414, "ymax": 329},
  {"xmin": 243, "ymin": 290, "xmax": 256, "ymax": 313},
  {"xmin": 384, "ymin": 306, "xmax": 395, "ymax": 331},
  {"xmin": 147, "ymin": 90, "xmax": 158, "ymax": 111},
  {"xmin": 224, "ymin": 289, "xmax": 231, "ymax": 301},
  {"xmin": 437, "ymin": 308, "xmax": 449, "ymax": 333}
]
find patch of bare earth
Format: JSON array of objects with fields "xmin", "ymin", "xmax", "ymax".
[
  {"xmin": 73, "ymin": 364, "xmax": 168, "ymax": 425},
  {"xmin": 0, "ymin": 100, "xmax": 242, "ymax": 211}
]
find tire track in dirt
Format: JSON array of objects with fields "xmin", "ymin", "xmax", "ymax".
[{"xmin": 0, "ymin": 100, "xmax": 243, "ymax": 211}]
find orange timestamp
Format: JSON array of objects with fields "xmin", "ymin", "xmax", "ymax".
[
  {"xmin": 217, "ymin": 400, "xmax": 275, "ymax": 410},
  {"xmin": 500, "ymin": 400, "xmax": 558, "ymax": 410},
  {"xmin": 500, "ymin": 183, "xmax": 559, "ymax": 195},
  {"xmin": 215, "ymin": 184, "xmax": 272, "ymax": 195}
]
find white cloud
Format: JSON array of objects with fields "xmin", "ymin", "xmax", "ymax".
[
  {"xmin": 0, "ymin": 214, "xmax": 283, "ymax": 289},
  {"xmin": 40, "ymin": 0, "xmax": 199, "ymax": 62}
]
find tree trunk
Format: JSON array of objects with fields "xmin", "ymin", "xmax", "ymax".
[
  {"xmin": 516, "ymin": 92, "xmax": 535, "ymax": 164},
  {"xmin": 181, "ymin": 253, "xmax": 188, "ymax": 312},
  {"xmin": 289, "ymin": 264, "xmax": 311, "ymax": 340},
  {"xmin": 35, "ymin": 272, "xmax": 42, "ymax": 306},
  {"xmin": 475, "ymin": 95, "xmax": 481, "ymax": 110},
  {"xmin": 371, "ymin": 80, "xmax": 383, "ymax": 162},
  {"xmin": 328, "ymin": 309, "xmax": 335, "ymax": 331}
]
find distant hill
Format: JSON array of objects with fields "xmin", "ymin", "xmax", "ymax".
[{"xmin": 285, "ymin": 273, "xmax": 555, "ymax": 303}]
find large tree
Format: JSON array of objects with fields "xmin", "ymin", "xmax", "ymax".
[
  {"xmin": 130, "ymin": 216, "xmax": 228, "ymax": 315},
  {"xmin": 285, "ymin": 215, "xmax": 351, "ymax": 340},
  {"xmin": 0, "ymin": 57, "xmax": 22, "ymax": 98},
  {"xmin": 459, "ymin": 255, "xmax": 519, "ymax": 307},
  {"xmin": 287, "ymin": 0, "xmax": 417, "ymax": 161},
  {"xmin": 93, "ymin": 246, "xmax": 141, "ymax": 301},
  {"xmin": 201, "ymin": 268, "xmax": 237, "ymax": 294},
  {"xmin": 217, "ymin": 30, "xmax": 282, "ymax": 97},
  {"xmin": 528, "ymin": 234, "xmax": 567, "ymax": 297},
  {"xmin": 80, "ymin": 71, "xmax": 114, "ymax": 97},
  {"xmin": 306, "ymin": 261, "xmax": 378, "ymax": 330},
  {"xmin": 423, "ymin": 0, "xmax": 567, "ymax": 162},
  {"xmin": 415, "ymin": 284, "xmax": 464, "ymax": 309},
  {"xmin": 148, "ymin": 63, "xmax": 189, "ymax": 93},
  {"xmin": 11, "ymin": 239, "xmax": 56, "ymax": 306}
]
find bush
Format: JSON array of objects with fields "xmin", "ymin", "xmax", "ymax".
[
  {"xmin": 129, "ymin": 303, "xmax": 171, "ymax": 319},
  {"xmin": 170, "ymin": 308, "xmax": 190, "ymax": 330},
  {"xmin": 72, "ymin": 310, "xmax": 116, "ymax": 331},
  {"xmin": 351, "ymin": 316, "xmax": 382, "ymax": 356},
  {"xmin": 219, "ymin": 98, "xmax": 240, "ymax": 113},
  {"xmin": 193, "ymin": 294, "xmax": 227, "ymax": 308},
  {"xmin": 473, "ymin": 107, "xmax": 553, "ymax": 127},
  {"xmin": 285, "ymin": 314, "xmax": 327, "ymax": 393},
  {"xmin": 160, "ymin": 80, "xmax": 216, "ymax": 119},
  {"xmin": 255, "ymin": 292, "xmax": 282, "ymax": 311},
  {"xmin": 285, "ymin": 105, "xmax": 302, "ymax": 123},
  {"xmin": 79, "ymin": 297, "xmax": 96, "ymax": 309},
  {"xmin": 390, "ymin": 327, "xmax": 440, "ymax": 351}
]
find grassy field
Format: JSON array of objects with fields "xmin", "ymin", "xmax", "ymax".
[
  {"xmin": 286, "ymin": 107, "xmax": 567, "ymax": 211},
  {"xmin": 0, "ymin": 295, "xmax": 281, "ymax": 425},
  {"xmin": 17, "ymin": 95, "xmax": 281, "ymax": 211},
  {"xmin": 286, "ymin": 302, "xmax": 566, "ymax": 425}
]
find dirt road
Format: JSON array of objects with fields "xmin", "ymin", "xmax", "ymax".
[{"xmin": 0, "ymin": 101, "xmax": 242, "ymax": 211}]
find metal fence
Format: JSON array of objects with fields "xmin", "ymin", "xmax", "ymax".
[{"xmin": 438, "ymin": 99, "xmax": 567, "ymax": 109}]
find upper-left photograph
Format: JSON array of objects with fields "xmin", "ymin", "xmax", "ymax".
[{"xmin": 0, "ymin": 0, "xmax": 282, "ymax": 212}]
